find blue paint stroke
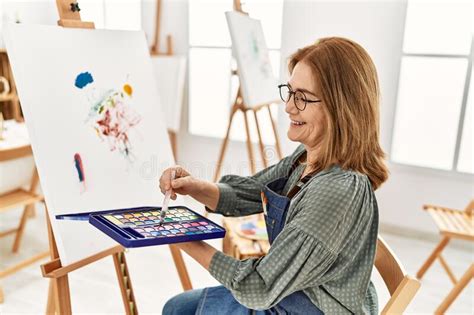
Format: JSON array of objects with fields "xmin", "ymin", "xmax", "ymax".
[
  {"xmin": 75, "ymin": 72, "xmax": 94, "ymax": 89},
  {"xmin": 74, "ymin": 153, "xmax": 85, "ymax": 182}
]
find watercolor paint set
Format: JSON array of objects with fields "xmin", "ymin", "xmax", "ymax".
[{"xmin": 56, "ymin": 206, "xmax": 226, "ymax": 248}]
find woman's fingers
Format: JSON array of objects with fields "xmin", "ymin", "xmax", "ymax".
[
  {"xmin": 171, "ymin": 177, "xmax": 187, "ymax": 189},
  {"xmin": 159, "ymin": 166, "xmax": 193, "ymax": 196},
  {"xmin": 159, "ymin": 169, "xmax": 171, "ymax": 191},
  {"xmin": 173, "ymin": 165, "xmax": 189, "ymax": 178}
]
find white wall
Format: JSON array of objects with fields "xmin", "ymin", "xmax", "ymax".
[{"xmin": 279, "ymin": 0, "xmax": 473, "ymax": 234}]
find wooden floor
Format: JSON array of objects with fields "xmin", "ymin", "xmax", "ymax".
[{"xmin": 0, "ymin": 202, "xmax": 472, "ymax": 314}]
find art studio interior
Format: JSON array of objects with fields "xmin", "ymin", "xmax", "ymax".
[{"xmin": 0, "ymin": 0, "xmax": 472, "ymax": 314}]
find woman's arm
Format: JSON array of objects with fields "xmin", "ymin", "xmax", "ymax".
[
  {"xmin": 159, "ymin": 147, "xmax": 301, "ymax": 216},
  {"xmin": 175, "ymin": 241, "xmax": 217, "ymax": 270},
  {"xmin": 159, "ymin": 166, "xmax": 220, "ymax": 211}
]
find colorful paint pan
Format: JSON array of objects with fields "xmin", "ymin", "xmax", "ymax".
[{"xmin": 88, "ymin": 206, "xmax": 226, "ymax": 248}]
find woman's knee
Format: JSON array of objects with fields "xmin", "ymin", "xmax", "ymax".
[{"xmin": 162, "ymin": 289, "xmax": 204, "ymax": 315}]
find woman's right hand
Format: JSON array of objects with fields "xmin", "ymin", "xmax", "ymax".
[
  {"xmin": 159, "ymin": 166, "xmax": 220, "ymax": 210},
  {"xmin": 159, "ymin": 166, "xmax": 199, "ymax": 200}
]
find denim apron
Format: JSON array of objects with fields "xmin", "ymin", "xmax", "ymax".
[{"xmin": 196, "ymin": 165, "xmax": 324, "ymax": 315}]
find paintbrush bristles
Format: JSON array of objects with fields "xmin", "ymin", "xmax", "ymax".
[{"xmin": 159, "ymin": 169, "xmax": 176, "ymax": 225}]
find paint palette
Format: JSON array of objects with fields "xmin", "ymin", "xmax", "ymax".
[
  {"xmin": 87, "ymin": 206, "xmax": 226, "ymax": 248},
  {"xmin": 236, "ymin": 217, "xmax": 268, "ymax": 241}
]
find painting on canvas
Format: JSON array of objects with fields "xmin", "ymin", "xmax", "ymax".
[
  {"xmin": 226, "ymin": 11, "xmax": 280, "ymax": 108},
  {"xmin": 5, "ymin": 24, "xmax": 175, "ymax": 264}
]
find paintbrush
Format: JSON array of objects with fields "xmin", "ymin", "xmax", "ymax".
[{"xmin": 159, "ymin": 169, "xmax": 176, "ymax": 225}]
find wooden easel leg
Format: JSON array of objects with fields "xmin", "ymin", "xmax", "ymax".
[
  {"xmin": 46, "ymin": 279, "xmax": 56, "ymax": 314},
  {"xmin": 168, "ymin": 130, "xmax": 178, "ymax": 161},
  {"xmin": 28, "ymin": 204, "xmax": 37, "ymax": 218},
  {"xmin": 113, "ymin": 251, "xmax": 138, "ymax": 315},
  {"xmin": 253, "ymin": 109, "xmax": 268, "ymax": 168},
  {"xmin": 12, "ymin": 204, "xmax": 32, "ymax": 253},
  {"xmin": 0, "ymin": 285, "xmax": 4, "ymax": 303},
  {"xmin": 213, "ymin": 105, "xmax": 238, "ymax": 182},
  {"xmin": 435, "ymin": 264, "xmax": 474, "ymax": 315},
  {"xmin": 169, "ymin": 245, "xmax": 193, "ymax": 291},
  {"xmin": 267, "ymin": 105, "xmax": 283, "ymax": 160},
  {"xmin": 54, "ymin": 276, "xmax": 72, "ymax": 315},
  {"xmin": 416, "ymin": 236, "xmax": 450, "ymax": 279},
  {"xmin": 243, "ymin": 109, "xmax": 256, "ymax": 174}
]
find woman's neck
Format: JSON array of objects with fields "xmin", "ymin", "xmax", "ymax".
[
  {"xmin": 304, "ymin": 143, "xmax": 322, "ymax": 165},
  {"xmin": 302, "ymin": 143, "xmax": 337, "ymax": 175}
]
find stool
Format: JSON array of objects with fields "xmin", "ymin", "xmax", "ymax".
[{"xmin": 222, "ymin": 215, "xmax": 270, "ymax": 260}]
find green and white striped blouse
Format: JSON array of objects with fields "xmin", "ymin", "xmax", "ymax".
[{"xmin": 208, "ymin": 144, "xmax": 379, "ymax": 314}]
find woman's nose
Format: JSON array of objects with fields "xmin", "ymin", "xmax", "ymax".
[{"xmin": 285, "ymin": 95, "xmax": 299, "ymax": 115}]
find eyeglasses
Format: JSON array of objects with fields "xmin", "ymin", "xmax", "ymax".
[{"xmin": 278, "ymin": 84, "xmax": 322, "ymax": 111}]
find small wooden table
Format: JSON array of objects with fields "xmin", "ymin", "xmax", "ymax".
[{"xmin": 222, "ymin": 215, "xmax": 270, "ymax": 260}]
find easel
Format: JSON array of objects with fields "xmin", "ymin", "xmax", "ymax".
[
  {"xmin": 40, "ymin": 2, "xmax": 192, "ymax": 314},
  {"xmin": 150, "ymin": 0, "xmax": 178, "ymax": 160},
  {"xmin": 213, "ymin": 0, "xmax": 283, "ymax": 182}
]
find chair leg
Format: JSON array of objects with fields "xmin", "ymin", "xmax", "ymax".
[
  {"xmin": 416, "ymin": 236, "xmax": 450, "ymax": 279},
  {"xmin": 435, "ymin": 264, "xmax": 474, "ymax": 314},
  {"xmin": 12, "ymin": 204, "xmax": 33, "ymax": 253},
  {"xmin": 438, "ymin": 254, "xmax": 457, "ymax": 284}
]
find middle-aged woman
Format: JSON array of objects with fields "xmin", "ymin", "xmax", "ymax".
[{"xmin": 160, "ymin": 37, "xmax": 389, "ymax": 315}]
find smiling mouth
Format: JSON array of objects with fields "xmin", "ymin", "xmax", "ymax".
[{"xmin": 291, "ymin": 120, "xmax": 306, "ymax": 126}]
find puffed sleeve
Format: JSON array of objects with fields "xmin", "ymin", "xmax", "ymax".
[{"xmin": 209, "ymin": 225, "xmax": 337, "ymax": 310}]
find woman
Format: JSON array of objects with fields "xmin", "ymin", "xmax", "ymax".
[{"xmin": 160, "ymin": 37, "xmax": 388, "ymax": 315}]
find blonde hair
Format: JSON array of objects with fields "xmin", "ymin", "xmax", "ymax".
[{"xmin": 289, "ymin": 37, "xmax": 389, "ymax": 190}]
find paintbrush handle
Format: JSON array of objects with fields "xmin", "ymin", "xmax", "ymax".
[{"xmin": 160, "ymin": 169, "xmax": 176, "ymax": 222}]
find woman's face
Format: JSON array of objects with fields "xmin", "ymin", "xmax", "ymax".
[{"xmin": 285, "ymin": 62, "xmax": 326, "ymax": 148}]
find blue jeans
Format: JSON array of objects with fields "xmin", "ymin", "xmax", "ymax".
[
  {"xmin": 162, "ymin": 285, "xmax": 322, "ymax": 315},
  {"xmin": 162, "ymin": 288, "xmax": 204, "ymax": 315},
  {"xmin": 163, "ymin": 286, "xmax": 267, "ymax": 315}
]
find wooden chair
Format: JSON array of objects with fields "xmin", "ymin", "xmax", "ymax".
[
  {"xmin": 375, "ymin": 236, "xmax": 421, "ymax": 314},
  {"xmin": 416, "ymin": 201, "xmax": 473, "ymax": 314},
  {"xmin": 0, "ymin": 145, "xmax": 49, "ymax": 303}
]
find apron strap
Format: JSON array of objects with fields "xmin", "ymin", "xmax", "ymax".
[
  {"xmin": 286, "ymin": 172, "xmax": 315, "ymax": 199},
  {"xmin": 286, "ymin": 150, "xmax": 319, "ymax": 199}
]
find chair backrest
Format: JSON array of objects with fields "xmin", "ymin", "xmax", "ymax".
[
  {"xmin": 464, "ymin": 199, "xmax": 474, "ymax": 216},
  {"xmin": 0, "ymin": 145, "xmax": 32, "ymax": 162},
  {"xmin": 374, "ymin": 236, "xmax": 421, "ymax": 315}
]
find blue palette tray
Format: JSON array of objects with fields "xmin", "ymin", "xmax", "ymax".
[{"xmin": 56, "ymin": 206, "xmax": 226, "ymax": 248}]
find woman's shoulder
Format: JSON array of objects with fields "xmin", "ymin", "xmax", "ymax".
[
  {"xmin": 309, "ymin": 164, "xmax": 373, "ymax": 195},
  {"xmin": 295, "ymin": 165, "xmax": 375, "ymax": 220}
]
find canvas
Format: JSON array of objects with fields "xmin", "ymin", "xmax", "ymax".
[
  {"xmin": 225, "ymin": 11, "xmax": 280, "ymax": 108},
  {"xmin": 5, "ymin": 23, "xmax": 176, "ymax": 264},
  {"xmin": 151, "ymin": 56, "xmax": 187, "ymax": 133}
]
